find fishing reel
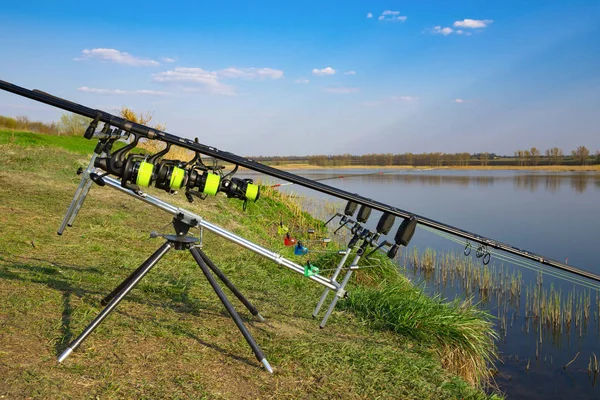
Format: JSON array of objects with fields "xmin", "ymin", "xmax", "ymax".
[
  {"xmin": 95, "ymin": 135, "xmax": 260, "ymax": 204},
  {"xmin": 185, "ymin": 163, "xmax": 260, "ymax": 203},
  {"xmin": 155, "ymin": 160, "xmax": 187, "ymax": 192},
  {"xmin": 120, "ymin": 143, "xmax": 173, "ymax": 191}
]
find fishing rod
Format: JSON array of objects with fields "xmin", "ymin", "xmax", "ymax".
[
  {"xmin": 270, "ymin": 171, "xmax": 386, "ymax": 188},
  {"xmin": 1, "ymin": 79, "xmax": 598, "ymax": 283}
]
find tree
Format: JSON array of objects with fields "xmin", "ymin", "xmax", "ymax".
[
  {"xmin": 120, "ymin": 106, "xmax": 166, "ymax": 131},
  {"xmin": 524, "ymin": 150, "xmax": 531, "ymax": 166},
  {"xmin": 530, "ymin": 147, "xmax": 540, "ymax": 166},
  {"xmin": 59, "ymin": 113, "xmax": 91, "ymax": 136},
  {"xmin": 596, "ymin": 150, "xmax": 600, "ymax": 165},
  {"xmin": 479, "ymin": 152, "xmax": 489, "ymax": 166},
  {"xmin": 545, "ymin": 147, "xmax": 563, "ymax": 165},
  {"xmin": 571, "ymin": 146, "xmax": 590, "ymax": 165}
]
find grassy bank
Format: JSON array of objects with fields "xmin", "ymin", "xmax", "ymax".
[{"xmin": 0, "ymin": 130, "xmax": 500, "ymax": 399}]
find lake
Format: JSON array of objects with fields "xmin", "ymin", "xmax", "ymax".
[{"xmin": 241, "ymin": 167, "xmax": 600, "ymax": 399}]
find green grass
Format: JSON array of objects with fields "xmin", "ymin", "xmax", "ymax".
[
  {"xmin": 341, "ymin": 284, "xmax": 498, "ymax": 388},
  {"xmin": 0, "ymin": 129, "xmax": 95, "ymax": 154},
  {"xmin": 0, "ymin": 131, "xmax": 501, "ymax": 399}
]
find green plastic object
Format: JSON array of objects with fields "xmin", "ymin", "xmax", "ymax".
[
  {"xmin": 136, "ymin": 161, "xmax": 154, "ymax": 187},
  {"xmin": 245, "ymin": 183, "xmax": 259, "ymax": 202},
  {"xmin": 169, "ymin": 166, "xmax": 185, "ymax": 189},
  {"xmin": 203, "ymin": 173, "xmax": 220, "ymax": 195},
  {"xmin": 303, "ymin": 262, "xmax": 320, "ymax": 277}
]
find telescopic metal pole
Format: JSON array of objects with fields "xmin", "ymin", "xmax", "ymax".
[
  {"xmin": 319, "ymin": 252, "xmax": 362, "ymax": 329},
  {"xmin": 58, "ymin": 242, "xmax": 172, "ymax": 362},
  {"xmin": 196, "ymin": 248, "xmax": 265, "ymax": 322},
  {"xmin": 190, "ymin": 247, "xmax": 273, "ymax": 373},
  {"xmin": 313, "ymin": 246, "xmax": 353, "ymax": 318},
  {"xmin": 57, "ymin": 152, "xmax": 101, "ymax": 235}
]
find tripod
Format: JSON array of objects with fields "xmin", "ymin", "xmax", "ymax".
[{"xmin": 57, "ymin": 217, "xmax": 273, "ymax": 373}]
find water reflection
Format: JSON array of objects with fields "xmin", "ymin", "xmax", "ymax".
[
  {"xmin": 511, "ymin": 174, "xmax": 595, "ymax": 193},
  {"xmin": 348, "ymin": 172, "xmax": 597, "ymax": 193}
]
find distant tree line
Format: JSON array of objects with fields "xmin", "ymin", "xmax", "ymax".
[
  {"xmin": 298, "ymin": 147, "xmax": 598, "ymax": 167},
  {"xmin": 514, "ymin": 146, "xmax": 594, "ymax": 166},
  {"xmin": 1, "ymin": 113, "xmax": 598, "ymax": 166}
]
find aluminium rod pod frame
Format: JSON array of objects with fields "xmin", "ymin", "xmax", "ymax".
[{"xmin": 57, "ymin": 216, "xmax": 273, "ymax": 373}]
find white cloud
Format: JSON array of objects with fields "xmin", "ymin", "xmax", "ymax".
[
  {"xmin": 364, "ymin": 95, "xmax": 418, "ymax": 106},
  {"xmin": 453, "ymin": 19, "xmax": 493, "ymax": 29},
  {"xmin": 325, "ymin": 87, "xmax": 360, "ymax": 94},
  {"xmin": 453, "ymin": 98, "xmax": 466, "ymax": 103},
  {"xmin": 366, "ymin": 12, "xmax": 373, "ymax": 19},
  {"xmin": 456, "ymin": 30, "xmax": 464, "ymax": 35},
  {"xmin": 161, "ymin": 57, "xmax": 176, "ymax": 63},
  {"xmin": 75, "ymin": 48, "xmax": 160, "ymax": 66},
  {"xmin": 152, "ymin": 66, "xmax": 283, "ymax": 95},
  {"xmin": 378, "ymin": 10, "xmax": 407, "ymax": 22},
  {"xmin": 344, "ymin": 70, "xmax": 356, "ymax": 75},
  {"xmin": 295, "ymin": 78, "xmax": 310, "ymax": 84},
  {"xmin": 153, "ymin": 67, "xmax": 235, "ymax": 95},
  {"xmin": 218, "ymin": 67, "xmax": 283, "ymax": 80},
  {"xmin": 78, "ymin": 86, "xmax": 170, "ymax": 96},
  {"xmin": 433, "ymin": 26, "xmax": 454, "ymax": 36},
  {"xmin": 312, "ymin": 67, "xmax": 336, "ymax": 76},
  {"xmin": 390, "ymin": 95, "xmax": 418, "ymax": 102}
]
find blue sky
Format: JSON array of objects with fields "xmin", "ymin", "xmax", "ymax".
[{"xmin": 0, "ymin": 1, "xmax": 598, "ymax": 156}]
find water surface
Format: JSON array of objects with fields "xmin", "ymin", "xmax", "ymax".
[{"xmin": 241, "ymin": 168, "xmax": 600, "ymax": 399}]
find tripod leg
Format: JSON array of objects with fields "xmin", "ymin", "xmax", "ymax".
[
  {"xmin": 100, "ymin": 256, "xmax": 153, "ymax": 306},
  {"xmin": 66, "ymin": 178, "xmax": 94, "ymax": 227},
  {"xmin": 197, "ymin": 248, "xmax": 264, "ymax": 321},
  {"xmin": 58, "ymin": 153, "xmax": 100, "ymax": 235},
  {"xmin": 313, "ymin": 248, "xmax": 351, "ymax": 317},
  {"xmin": 190, "ymin": 247, "xmax": 273, "ymax": 373},
  {"xmin": 319, "ymin": 256, "xmax": 360, "ymax": 329},
  {"xmin": 58, "ymin": 242, "xmax": 172, "ymax": 363}
]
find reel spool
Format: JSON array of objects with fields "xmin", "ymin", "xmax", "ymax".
[
  {"xmin": 155, "ymin": 161, "xmax": 187, "ymax": 192},
  {"xmin": 221, "ymin": 177, "xmax": 260, "ymax": 202},
  {"xmin": 186, "ymin": 167, "xmax": 222, "ymax": 199},
  {"xmin": 121, "ymin": 154, "xmax": 156, "ymax": 189}
]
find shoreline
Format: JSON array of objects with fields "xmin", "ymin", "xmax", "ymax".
[{"xmin": 250, "ymin": 163, "xmax": 600, "ymax": 172}]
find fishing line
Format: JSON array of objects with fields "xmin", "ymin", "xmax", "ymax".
[
  {"xmin": 422, "ymin": 226, "xmax": 598, "ymax": 289},
  {"xmin": 420, "ymin": 225, "xmax": 600, "ymax": 291},
  {"xmin": 270, "ymin": 171, "xmax": 388, "ymax": 188}
]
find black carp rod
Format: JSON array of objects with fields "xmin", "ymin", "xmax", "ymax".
[{"xmin": 1, "ymin": 79, "xmax": 598, "ymax": 283}]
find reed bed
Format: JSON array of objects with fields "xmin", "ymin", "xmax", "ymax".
[{"xmin": 405, "ymin": 246, "xmax": 600, "ymax": 356}]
